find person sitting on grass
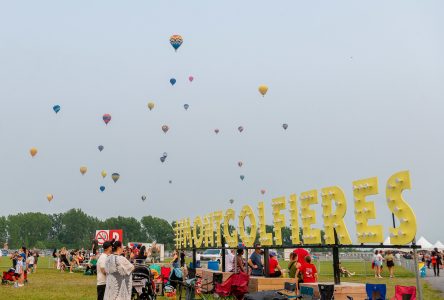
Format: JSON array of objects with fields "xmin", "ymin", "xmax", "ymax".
[
  {"xmin": 268, "ymin": 251, "xmax": 282, "ymax": 277},
  {"xmin": 85, "ymin": 254, "xmax": 98, "ymax": 275},
  {"xmin": 339, "ymin": 263, "xmax": 355, "ymax": 277},
  {"xmin": 296, "ymin": 255, "xmax": 318, "ymax": 283}
]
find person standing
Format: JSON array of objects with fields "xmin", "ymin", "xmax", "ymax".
[
  {"xmin": 14, "ymin": 255, "xmax": 25, "ymax": 288},
  {"xmin": 373, "ymin": 250, "xmax": 384, "ymax": 278},
  {"xmin": 180, "ymin": 250, "xmax": 186, "ymax": 268},
  {"xmin": 385, "ymin": 250, "xmax": 395, "ymax": 278},
  {"xmin": 296, "ymin": 255, "xmax": 318, "ymax": 283},
  {"xmin": 433, "ymin": 248, "xmax": 442, "ymax": 276},
  {"xmin": 104, "ymin": 241, "xmax": 135, "ymax": 300},
  {"xmin": 225, "ymin": 249, "xmax": 235, "ymax": 272},
  {"xmin": 234, "ymin": 249, "xmax": 246, "ymax": 273},
  {"xmin": 248, "ymin": 244, "xmax": 264, "ymax": 276},
  {"xmin": 172, "ymin": 250, "xmax": 179, "ymax": 268},
  {"xmin": 33, "ymin": 251, "xmax": 39, "ymax": 273},
  {"xmin": 97, "ymin": 241, "xmax": 112, "ymax": 300}
]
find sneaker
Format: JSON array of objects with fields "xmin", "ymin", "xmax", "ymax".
[
  {"xmin": 378, "ymin": 275, "xmax": 383, "ymax": 278},
  {"xmin": 14, "ymin": 282, "xmax": 18, "ymax": 288},
  {"xmin": 18, "ymin": 284, "xmax": 24, "ymax": 287}
]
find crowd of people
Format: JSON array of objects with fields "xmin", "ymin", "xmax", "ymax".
[
  {"xmin": 223, "ymin": 244, "xmax": 318, "ymax": 294},
  {"xmin": 5, "ymin": 246, "xmax": 40, "ymax": 288},
  {"xmin": 419, "ymin": 248, "xmax": 443, "ymax": 276}
]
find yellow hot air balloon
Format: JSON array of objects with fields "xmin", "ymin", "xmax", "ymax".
[
  {"xmin": 47, "ymin": 194, "xmax": 53, "ymax": 202},
  {"xmin": 101, "ymin": 170, "xmax": 107, "ymax": 178},
  {"xmin": 30, "ymin": 147, "xmax": 38, "ymax": 157},
  {"xmin": 258, "ymin": 85, "xmax": 268, "ymax": 96},
  {"xmin": 147, "ymin": 102, "xmax": 155, "ymax": 111},
  {"xmin": 80, "ymin": 166, "xmax": 88, "ymax": 175}
]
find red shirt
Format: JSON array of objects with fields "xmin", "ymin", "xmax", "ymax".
[
  {"xmin": 299, "ymin": 263, "xmax": 317, "ymax": 283},
  {"xmin": 293, "ymin": 249, "xmax": 309, "ymax": 265},
  {"xmin": 269, "ymin": 257, "xmax": 278, "ymax": 274}
]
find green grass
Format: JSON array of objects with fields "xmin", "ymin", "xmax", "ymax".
[{"xmin": 0, "ymin": 257, "xmax": 442, "ymax": 299}]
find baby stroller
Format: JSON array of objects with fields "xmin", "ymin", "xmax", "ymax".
[
  {"xmin": 1, "ymin": 268, "xmax": 17, "ymax": 285},
  {"xmin": 131, "ymin": 264, "xmax": 156, "ymax": 300}
]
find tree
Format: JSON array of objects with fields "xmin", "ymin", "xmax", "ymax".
[
  {"xmin": 141, "ymin": 216, "xmax": 175, "ymax": 249},
  {"xmin": 58, "ymin": 209, "xmax": 100, "ymax": 249},
  {"xmin": 0, "ymin": 216, "xmax": 8, "ymax": 246},
  {"xmin": 7, "ymin": 213, "xmax": 52, "ymax": 248}
]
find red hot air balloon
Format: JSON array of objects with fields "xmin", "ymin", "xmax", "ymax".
[
  {"xmin": 189, "ymin": 76, "xmax": 194, "ymax": 82},
  {"xmin": 261, "ymin": 189, "xmax": 266, "ymax": 195},
  {"xmin": 103, "ymin": 114, "xmax": 112, "ymax": 125}
]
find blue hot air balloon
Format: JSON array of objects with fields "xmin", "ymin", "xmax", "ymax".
[
  {"xmin": 240, "ymin": 175, "xmax": 245, "ymax": 181},
  {"xmin": 160, "ymin": 156, "xmax": 166, "ymax": 163},
  {"xmin": 170, "ymin": 78, "xmax": 176, "ymax": 86},
  {"xmin": 100, "ymin": 186, "xmax": 105, "ymax": 192},
  {"xmin": 53, "ymin": 105, "xmax": 61, "ymax": 114},
  {"xmin": 184, "ymin": 104, "xmax": 189, "ymax": 110},
  {"xmin": 98, "ymin": 145, "xmax": 104, "ymax": 152}
]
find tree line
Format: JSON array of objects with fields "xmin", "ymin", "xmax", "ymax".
[
  {"xmin": 0, "ymin": 209, "xmax": 175, "ymax": 250},
  {"xmin": 1, "ymin": 209, "xmax": 333, "ymax": 251}
]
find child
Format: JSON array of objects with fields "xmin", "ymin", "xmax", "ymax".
[
  {"xmin": 27, "ymin": 252, "xmax": 35, "ymax": 273},
  {"xmin": 296, "ymin": 255, "xmax": 318, "ymax": 283},
  {"xmin": 14, "ymin": 255, "xmax": 24, "ymax": 288}
]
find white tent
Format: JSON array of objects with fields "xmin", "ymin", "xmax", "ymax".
[
  {"xmin": 417, "ymin": 236, "xmax": 434, "ymax": 250},
  {"xmin": 383, "ymin": 237, "xmax": 391, "ymax": 245},
  {"xmin": 433, "ymin": 241, "xmax": 444, "ymax": 250}
]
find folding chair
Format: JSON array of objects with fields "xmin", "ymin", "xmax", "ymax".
[
  {"xmin": 391, "ymin": 285, "xmax": 416, "ymax": 300},
  {"xmin": 318, "ymin": 284, "xmax": 334, "ymax": 300},
  {"xmin": 365, "ymin": 283, "xmax": 386, "ymax": 300},
  {"xmin": 277, "ymin": 282, "xmax": 298, "ymax": 299},
  {"xmin": 300, "ymin": 286, "xmax": 315, "ymax": 300}
]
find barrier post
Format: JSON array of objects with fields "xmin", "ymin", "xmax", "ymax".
[
  {"xmin": 412, "ymin": 239, "xmax": 423, "ymax": 300},
  {"xmin": 333, "ymin": 229, "xmax": 341, "ymax": 285},
  {"xmin": 221, "ymin": 235, "xmax": 226, "ymax": 272},
  {"xmin": 264, "ymin": 247, "xmax": 269, "ymax": 277}
]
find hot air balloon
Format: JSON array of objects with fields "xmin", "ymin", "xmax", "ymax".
[
  {"xmin": 80, "ymin": 166, "xmax": 87, "ymax": 175},
  {"xmin": 170, "ymin": 78, "xmax": 176, "ymax": 86},
  {"xmin": 169, "ymin": 35, "xmax": 183, "ymax": 51},
  {"xmin": 160, "ymin": 156, "xmax": 166, "ymax": 163},
  {"xmin": 162, "ymin": 125, "xmax": 169, "ymax": 133},
  {"xmin": 189, "ymin": 76, "xmax": 194, "ymax": 82},
  {"xmin": 141, "ymin": 195, "xmax": 147, "ymax": 201},
  {"xmin": 184, "ymin": 104, "xmax": 189, "ymax": 110},
  {"xmin": 101, "ymin": 170, "xmax": 107, "ymax": 178},
  {"xmin": 238, "ymin": 161, "xmax": 243, "ymax": 167},
  {"xmin": 169, "ymin": 180, "xmax": 172, "ymax": 184},
  {"xmin": 238, "ymin": 126, "xmax": 244, "ymax": 133},
  {"xmin": 47, "ymin": 194, "xmax": 54, "ymax": 202},
  {"xmin": 163, "ymin": 152, "xmax": 168, "ymax": 157},
  {"xmin": 229, "ymin": 199, "xmax": 234, "ymax": 205},
  {"xmin": 261, "ymin": 189, "xmax": 266, "ymax": 195},
  {"xmin": 53, "ymin": 105, "xmax": 61, "ymax": 114},
  {"xmin": 100, "ymin": 186, "xmax": 105, "ymax": 192},
  {"xmin": 240, "ymin": 175, "xmax": 245, "ymax": 181},
  {"xmin": 147, "ymin": 102, "xmax": 155, "ymax": 111},
  {"xmin": 214, "ymin": 129, "xmax": 219, "ymax": 134},
  {"xmin": 30, "ymin": 147, "xmax": 38, "ymax": 157},
  {"xmin": 111, "ymin": 173, "xmax": 120, "ymax": 183},
  {"xmin": 258, "ymin": 85, "xmax": 268, "ymax": 96},
  {"xmin": 282, "ymin": 123, "xmax": 288, "ymax": 130},
  {"xmin": 98, "ymin": 145, "xmax": 104, "ymax": 152},
  {"xmin": 103, "ymin": 114, "xmax": 112, "ymax": 125}
]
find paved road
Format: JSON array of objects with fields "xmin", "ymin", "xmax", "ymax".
[{"xmin": 424, "ymin": 267, "xmax": 444, "ymax": 296}]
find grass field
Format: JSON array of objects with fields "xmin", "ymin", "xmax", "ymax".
[{"xmin": 0, "ymin": 257, "xmax": 442, "ymax": 299}]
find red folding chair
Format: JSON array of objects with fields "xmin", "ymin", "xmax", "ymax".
[{"xmin": 391, "ymin": 285, "xmax": 416, "ymax": 300}]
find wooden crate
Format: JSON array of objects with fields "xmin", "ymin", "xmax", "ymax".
[
  {"xmin": 199, "ymin": 269, "xmax": 233, "ymax": 293},
  {"xmin": 300, "ymin": 282, "xmax": 367, "ymax": 300},
  {"xmin": 248, "ymin": 277, "xmax": 298, "ymax": 293}
]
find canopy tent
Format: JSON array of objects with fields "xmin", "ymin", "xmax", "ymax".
[
  {"xmin": 383, "ymin": 237, "xmax": 391, "ymax": 245},
  {"xmin": 433, "ymin": 241, "xmax": 444, "ymax": 250},
  {"xmin": 416, "ymin": 236, "xmax": 434, "ymax": 250}
]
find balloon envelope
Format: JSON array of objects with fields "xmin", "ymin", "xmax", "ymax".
[
  {"xmin": 188, "ymin": 76, "xmax": 194, "ymax": 82},
  {"xmin": 141, "ymin": 195, "xmax": 147, "ymax": 201},
  {"xmin": 238, "ymin": 126, "xmax": 244, "ymax": 133},
  {"xmin": 238, "ymin": 161, "xmax": 243, "ymax": 167},
  {"xmin": 160, "ymin": 156, "xmax": 166, "ymax": 163},
  {"xmin": 53, "ymin": 105, "xmax": 61, "ymax": 114},
  {"xmin": 30, "ymin": 147, "xmax": 38, "ymax": 157},
  {"xmin": 47, "ymin": 194, "xmax": 53, "ymax": 202},
  {"xmin": 103, "ymin": 114, "xmax": 111, "ymax": 125},
  {"xmin": 170, "ymin": 78, "xmax": 176, "ymax": 86},
  {"xmin": 214, "ymin": 129, "xmax": 219, "ymax": 134},
  {"xmin": 98, "ymin": 145, "xmax": 104, "ymax": 152},
  {"xmin": 111, "ymin": 173, "xmax": 120, "ymax": 183},
  {"xmin": 261, "ymin": 189, "xmax": 266, "ymax": 195},
  {"xmin": 258, "ymin": 85, "xmax": 268, "ymax": 96},
  {"xmin": 240, "ymin": 175, "xmax": 245, "ymax": 181},
  {"xmin": 100, "ymin": 186, "xmax": 105, "ymax": 192},
  {"xmin": 229, "ymin": 199, "xmax": 234, "ymax": 205},
  {"xmin": 101, "ymin": 170, "xmax": 107, "ymax": 178},
  {"xmin": 147, "ymin": 102, "xmax": 155, "ymax": 111},
  {"xmin": 162, "ymin": 125, "xmax": 169, "ymax": 133},
  {"xmin": 80, "ymin": 166, "xmax": 87, "ymax": 175},
  {"xmin": 163, "ymin": 152, "xmax": 168, "ymax": 157},
  {"xmin": 184, "ymin": 104, "xmax": 189, "ymax": 110},
  {"xmin": 170, "ymin": 35, "xmax": 183, "ymax": 51},
  {"xmin": 283, "ymin": 123, "xmax": 288, "ymax": 130}
]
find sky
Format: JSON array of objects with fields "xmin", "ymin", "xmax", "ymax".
[{"xmin": 0, "ymin": 1, "xmax": 443, "ymax": 243}]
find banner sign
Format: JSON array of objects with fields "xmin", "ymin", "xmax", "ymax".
[
  {"xmin": 174, "ymin": 171, "xmax": 417, "ymax": 248},
  {"xmin": 95, "ymin": 229, "xmax": 123, "ymax": 245}
]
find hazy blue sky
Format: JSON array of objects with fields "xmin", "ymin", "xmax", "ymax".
[{"xmin": 0, "ymin": 1, "xmax": 443, "ymax": 243}]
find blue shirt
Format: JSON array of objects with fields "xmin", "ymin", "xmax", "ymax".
[{"xmin": 250, "ymin": 252, "xmax": 263, "ymax": 276}]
